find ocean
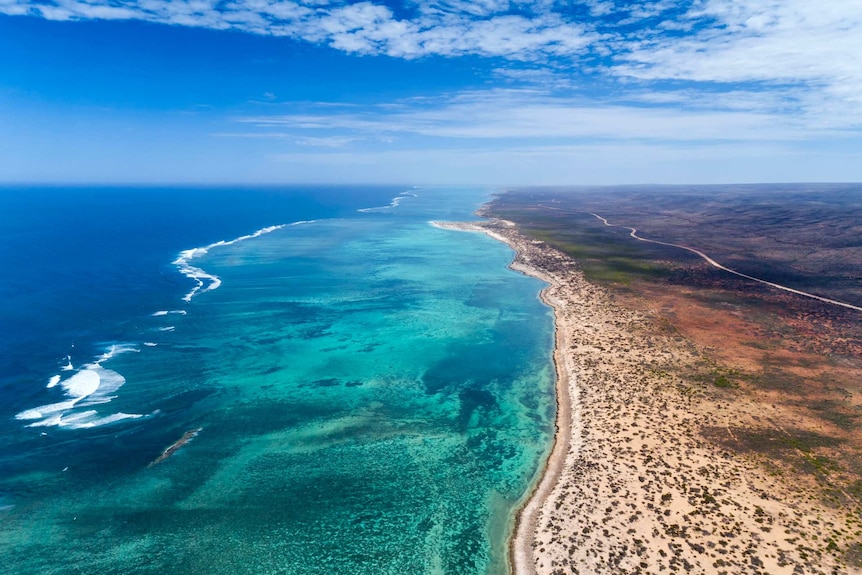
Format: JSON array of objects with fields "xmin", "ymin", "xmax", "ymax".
[{"xmin": 0, "ymin": 186, "xmax": 555, "ymax": 574}]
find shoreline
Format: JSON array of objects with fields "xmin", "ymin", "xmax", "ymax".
[
  {"xmin": 431, "ymin": 219, "xmax": 575, "ymax": 575},
  {"xmin": 510, "ymin": 279, "xmax": 572, "ymax": 575},
  {"xmin": 432, "ymin": 218, "xmax": 860, "ymax": 575}
]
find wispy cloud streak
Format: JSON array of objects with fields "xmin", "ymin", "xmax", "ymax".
[{"xmin": 232, "ymin": 89, "xmax": 838, "ymax": 143}]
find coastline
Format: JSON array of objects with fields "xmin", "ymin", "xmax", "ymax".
[
  {"xmin": 431, "ymin": 219, "xmax": 575, "ymax": 575},
  {"xmin": 509, "ymin": 269, "xmax": 573, "ymax": 575},
  {"xmin": 432, "ymin": 218, "xmax": 861, "ymax": 575}
]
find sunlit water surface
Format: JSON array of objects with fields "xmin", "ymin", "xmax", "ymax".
[{"xmin": 0, "ymin": 186, "xmax": 555, "ymax": 575}]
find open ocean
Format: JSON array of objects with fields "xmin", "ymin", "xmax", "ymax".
[{"xmin": 0, "ymin": 186, "xmax": 555, "ymax": 574}]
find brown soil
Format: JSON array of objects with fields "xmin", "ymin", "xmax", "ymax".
[{"xmin": 620, "ymin": 276, "xmax": 862, "ymax": 496}]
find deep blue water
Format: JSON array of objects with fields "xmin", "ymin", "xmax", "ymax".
[
  {"xmin": 0, "ymin": 186, "xmax": 555, "ymax": 574},
  {"xmin": 0, "ymin": 185, "xmax": 398, "ymax": 397}
]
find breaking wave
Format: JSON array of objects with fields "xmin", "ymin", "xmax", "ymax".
[{"xmin": 16, "ymin": 344, "xmax": 144, "ymax": 430}]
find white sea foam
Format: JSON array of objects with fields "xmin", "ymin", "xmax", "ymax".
[
  {"xmin": 17, "ymin": 345, "xmax": 144, "ymax": 430},
  {"xmin": 54, "ymin": 410, "xmax": 99, "ymax": 425},
  {"xmin": 358, "ymin": 191, "xmax": 416, "ymax": 213},
  {"xmin": 143, "ymin": 342, "xmax": 158, "ymax": 347},
  {"xmin": 25, "ymin": 414, "xmax": 65, "ymax": 427},
  {"xmin": 158, "ymin": 326, "xmax": 175, "ymax": 332},
  {"xmin": 16, "ymin": 399, "xmax": 79, "ymax": 421},
  {"xmin": 173, "ymin": 224, "xmax": 287, "ymax": 302},
  {"xmin": 358, "ymin": 197, "xmax": 403, "ymax": 213},
  {"xmin": 152, "ymin": 310, "xmax": 187, "ymax": 317},
  {"xmin": 61, "ymin": 355, "xmax": 74, "ymax": 371},
  {"xmin": 60, "ymin": 369, "xmax": 101, "ymax": 398},
  {"xmin": 61, "ymin": 412, "xmax": 144, "ymax": 430},
  {"xmin": 89, "ymin": 344, "xmax": 139, "ymax": 367},
  {"xmin": 79, "ymin": 367, "xmax": 125, "ymax": 401}
]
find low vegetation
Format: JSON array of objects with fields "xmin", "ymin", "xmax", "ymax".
[{"xmin": 487, "ymin": 184, "xmax": 862, "ymax": 568}]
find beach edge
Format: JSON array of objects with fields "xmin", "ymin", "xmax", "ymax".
[{"xmin": 430, "ymin": 218, "xmax": 575, "ymax": 575}]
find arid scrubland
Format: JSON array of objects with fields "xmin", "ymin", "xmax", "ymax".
[{"xmin": 435, "ymin": 217, "xmax": 862, "ymax": 575}]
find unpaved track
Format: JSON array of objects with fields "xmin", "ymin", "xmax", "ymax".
[{"xmin": 588, "ymin": 212, "xmax": 862, "ymax": 313}]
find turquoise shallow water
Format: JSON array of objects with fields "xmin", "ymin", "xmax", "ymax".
[{"xmin": 0, "ymin": 187, "xmax": 555, "ymax": 574}]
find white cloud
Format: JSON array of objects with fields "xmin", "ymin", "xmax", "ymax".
[
  {"xmin": 610, "ymin": 0, "xmax": 862, "ymax": 125},
  {"xmin": 617, "ymin": 1, "xmax": 862, "ymax": 84},
  {"xmin": 0, "ymin": 0, "xmax": 595, "ymax": 59},
  {"xmin": 493, "ymin": 67, "xmax": 574, "ymax": 89},
  {"xmin": 234, "ymin": 89, "xmax": 829, "ymax": 143},
  {"xmin": 583, "ymin": 0, "xmax": 614, "ymax": 18},
  {"xmin": 6, "ymin": 0, "xmax": 862, "ymax": 125},
  {"xmin": 6, "ymin": 0, "xmax": 862, "ymax": 152},
  {"xmin": 213, "ymin": 131, "xmax": 360, "ymax": 146},
  {"xmin": 411, "ymin": 0, "xmax": 512, "ymax": 19}
]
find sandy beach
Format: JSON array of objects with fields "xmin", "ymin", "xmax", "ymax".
[{"xmin": 432, "ymin": 219, "xmax": 861, "ymax": 575}]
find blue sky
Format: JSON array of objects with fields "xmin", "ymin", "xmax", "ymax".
[{"xmin": 1, "ymin": 0, "xmax": 861, "ymax": 184}]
